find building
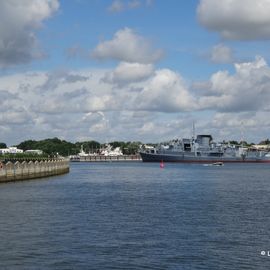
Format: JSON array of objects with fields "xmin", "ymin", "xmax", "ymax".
[{"xmin": 0, "ymin": 147, "xmax": 24, "ymax": 154}]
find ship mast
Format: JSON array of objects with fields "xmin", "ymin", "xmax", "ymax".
[
  {"xmin": 192, "ymin": 121, "xmax": 197, "ymax": 155},
  {"xmin": 192, "ymin": 121, "xmax": 195, "ymax": 140},
  {"xmin": 239, "ymin": 121, "xmax": 246, "ymax": 160},
  {"xmin": 240, "ymin": 121, "xmax": 244, "ymax": 147}
]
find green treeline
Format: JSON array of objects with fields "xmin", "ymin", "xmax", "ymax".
[
  {"xmin": 13, "ymin": 138, "xmax": 142, "ymax": 156},
  {"xmin": 1, "ymin": 137, "xmax": 270, "ymax": 158}
]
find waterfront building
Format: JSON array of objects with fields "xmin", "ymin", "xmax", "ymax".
[{"xmin": 0, "ymin": 147, "xmax": 23, "ymax": 154}]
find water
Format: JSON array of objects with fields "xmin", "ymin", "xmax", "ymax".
[{"xmin": 0, "ymin": 162, "xmax": 270, "ymax": 269}]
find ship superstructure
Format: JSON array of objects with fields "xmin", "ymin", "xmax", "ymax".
[{"xmin": 140, "ymin": 135, "xmax": 270, "ymax": 163}]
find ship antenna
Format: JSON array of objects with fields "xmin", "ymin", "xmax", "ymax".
[
  {"xmin": 192, "ymin": 121, "xmax": 195, "ymax": 140},
  {"xmin": 192, "ymin": 121, "xmax": 196, "ymax": 155},
  {"xmin": 241, "ymin": 121, "xmax": 244, "ymax": 147}
]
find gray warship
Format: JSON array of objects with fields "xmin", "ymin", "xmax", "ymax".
[{"xmin": 139, "ymin": 135, "xmax": 270, "ymax": 163}]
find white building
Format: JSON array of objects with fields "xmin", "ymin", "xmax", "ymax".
[{"xmin": 0, "ymin": 147, "xmax": 24, "ymax": 154}]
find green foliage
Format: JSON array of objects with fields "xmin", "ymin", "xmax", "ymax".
[
  {"xmin": 17, "ymin": 138, "xmax": 78, "ymax": 156},
  {"xmin": 1, "ymin": 152, "xmax": 48, "ymax": 160},
  {"xmin": 259, "ymin": 139, "xmax": 270, "ymax": 145},
  {"xmin": 15, "ymin": 138, "xmax": 142, "ymax": 156},
  {"xmin": 124, "ymin": 141, "xmax": 141, "ymax": 154},
  {"xmin": 1, "ymin": 137, "xmax": 143, "ymax": 157},
  {"xmin": 75, "ymin": 140, "xmax": 101, "ymax": 153},
  {"xmin": 0, "ymin": 142, "xmax": 7, "ymax": 148},
  {"xmin": 229, "ymin": 140, "xmax": 239, "ymax": 145}
]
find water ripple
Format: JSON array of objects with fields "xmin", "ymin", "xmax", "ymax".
[{"xmin": 0, "ymin": 162, "xmax": 270, "ymax": 269}]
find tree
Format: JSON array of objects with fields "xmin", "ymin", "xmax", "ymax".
[
  {"xmin": 75, "ymin": 141, "xmax": 101, "ymax": 153},
  {"xmin": 229, "ymin": 140, "xmax": 239, "ymax": 145},
  {"xmin": 259, "ymin": 139, "xmax": 270, "ymax": 145},
  {"xmin": 17, "ymin": 138, "xmax": 77, "ymax": 156},
  {"xmin": 0, "ymin": 142, "xmax": 7, "ymax": 148}
]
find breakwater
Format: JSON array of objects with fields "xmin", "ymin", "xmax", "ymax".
[
  {"xmin": 70, "ymin": 154, "xmax": 141, "ymax": 162},
  {"xmin": 0, "ymin": 159, "xmax": 69, "ymax": 183}
]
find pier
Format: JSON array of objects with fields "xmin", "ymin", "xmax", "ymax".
[
  {"xmin": 0, "ymin": 159, "xmax": 69, "ymax": 183},
  {"xmin": 70, "ymin": 154, "xmax": 141, "ymax": 162}
]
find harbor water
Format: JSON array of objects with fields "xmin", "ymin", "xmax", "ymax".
[{"xmin": 0, "ymin": 162, "xmax": 270, "ymax": 269}]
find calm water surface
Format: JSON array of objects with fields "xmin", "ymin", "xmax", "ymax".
[{"xmin": 1, "ymin": 162, "xmax": 270, "ymax": 269}]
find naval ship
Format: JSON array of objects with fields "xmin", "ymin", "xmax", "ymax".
[{"xmin": 139, "ymin": 135, "xmax": 270, "ymax": 163}]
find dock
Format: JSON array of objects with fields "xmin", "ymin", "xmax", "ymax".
[{"xmin": 70, "ymin": 154, "xmax": 141, "ymax": 162}]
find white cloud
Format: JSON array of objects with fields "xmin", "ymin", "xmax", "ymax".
[
  {"xmin": 108, "ymin": 0, "xmax": 149, "ymax": 13},
  {"xmin": 0, "ymin": 0, "xmax": 59, "ymax": 67},
  {"xmin": 102, "ymin": 62, "xmax": 154, "ymax": 86},
  {"xmin": 108, "ymin": 0, "xmax": 125, "ymax": 13},
  {"xmin": 92, "ymin": 28, "xmax": 163, "ymax": 64},
  {"xmin": 0, "ymin": 109, "xmax": 32, "ymax": 125},
  {"xmin": 197, "ymin": 0, "xmax": 270, "ymax": 40},
  {"xmin": 210, "ymin": 44, "xmax": 234, "ymax": 63},
  {"xmin": 197, "ymin": 56, "xmax": 270, "ymax": 112},
  {"xmin": 2, "ymin": 56, "xmax": 270, "ymax": 144},
  {"xmin": 0, "ymin": 67, "xmax": 193, "ymax": 143},
  {"xmin": 136, "ymin": 69, "xmax": 196, "ymax": 112},
  {"xmin": 208, "ymin": 112, "xmax": 270, "ymax": 142}
]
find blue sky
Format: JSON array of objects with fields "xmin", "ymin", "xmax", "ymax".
[{"xmin": 1, "ymin": 0, "xmax": 270, "ymax": 145}]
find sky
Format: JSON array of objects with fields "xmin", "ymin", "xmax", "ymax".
[{"xmin": 1, "ymin": 0, "xmax": 270, "ymax": 145}]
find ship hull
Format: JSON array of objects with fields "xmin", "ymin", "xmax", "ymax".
[{"xmin": 139, "ymin": 152, "xmax": 270, "ymax": 163}]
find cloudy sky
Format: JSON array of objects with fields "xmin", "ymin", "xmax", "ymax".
[{"xmin": 1, "ymin": 0, "xmax": 270, "ymax": 145}]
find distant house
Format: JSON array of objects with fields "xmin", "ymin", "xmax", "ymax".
[
  {"xmin": 0, "ymin": 147, "xmax": 23, "ymax": 154},
  {"xmin": 0, "ymin": 148, "xmax": 10, "ymax": 154},
  {"xmin": 25, "ymin": 149, "xmax": 43, "ymax": 155}
]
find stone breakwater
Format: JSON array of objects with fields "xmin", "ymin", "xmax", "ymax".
[{"xmin": 0, "ymin": 159, "xmax": 69, "ymax": 183}]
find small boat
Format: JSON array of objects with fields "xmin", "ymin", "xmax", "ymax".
[
  {"xmin": 212, "ymin": 162, "xmax": 224, "ymax": 166},
  {"xmin": 203, "ymin": 162, "xmax": 224, "ymax": 166}
]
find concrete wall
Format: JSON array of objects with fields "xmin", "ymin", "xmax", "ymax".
[{"xmin": 0, "ymin": 159, "xmax": 69, "ymax": 183}]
